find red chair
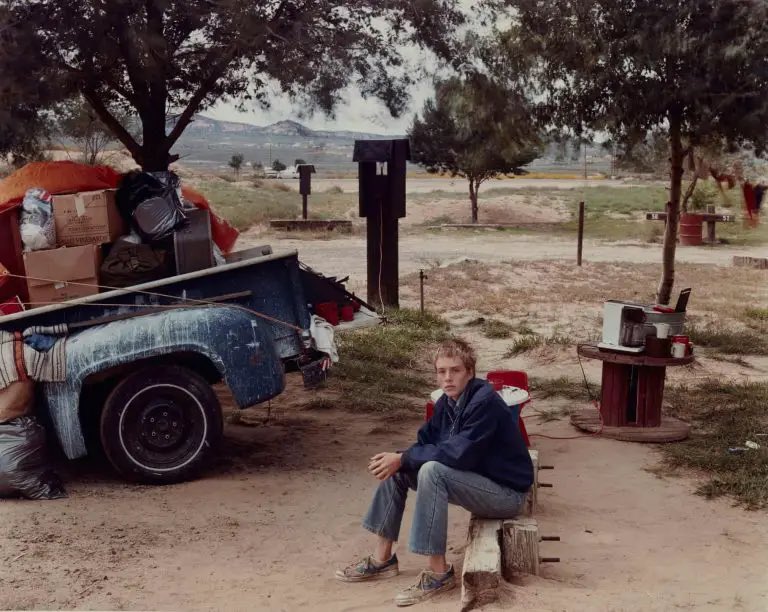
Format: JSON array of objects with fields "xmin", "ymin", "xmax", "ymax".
[{"xmin": 486, "ymin": 370, "xmax": 531, "ymax": 447}]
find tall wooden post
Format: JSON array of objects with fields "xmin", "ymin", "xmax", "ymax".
[
  {"xmin": 577, "ymin": 201, "xmax": 585, "ymax": 266},
  {"xmin": 298, "ymin": 164, "xmax": 315, "ymax": 221},
  {"xmin": 354, "ymin": 139, "xmax": 410, "ymax": 309}
]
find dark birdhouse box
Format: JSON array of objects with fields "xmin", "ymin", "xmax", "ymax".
[
  {"xmin": 297, "ymin": 164, "xmax": 316, "ymax": 195},
  {"xmin": 353, "ymin": 139, "xmax": 410, "ymax": 219}
]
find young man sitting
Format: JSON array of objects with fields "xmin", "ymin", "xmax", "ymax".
[{"xmin": 335, "ymin": 339, "xmax": 534, "ymax": 607}]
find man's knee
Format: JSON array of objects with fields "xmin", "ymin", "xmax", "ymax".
[{"xmin": 417, "ymin": 460, "xmax": 447, "ymax": 484}]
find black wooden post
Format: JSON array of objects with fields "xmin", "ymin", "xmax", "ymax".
[
  {"xmin": 354, "ymin": 139, "xmax": 410, "ymax": 309},
  {"xmin": 298, "ymin": 164, "xmax": 315, "ymax": 220},
  {"xmin": 419, "ymin": 269, "xmax": 426, "ymax": 314}
]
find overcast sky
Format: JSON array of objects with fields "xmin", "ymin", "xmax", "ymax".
[
  {"xmin": 207, "ymin": 1, "xmax": 492, "ymax": 134},
  {"xmin": 207, "ymin": 52, "xmax": 436, "ymax": 135}
]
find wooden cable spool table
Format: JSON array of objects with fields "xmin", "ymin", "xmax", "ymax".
[{"xmin": 571, "ymin": 343, "xmax": 693, "ymax": 442}]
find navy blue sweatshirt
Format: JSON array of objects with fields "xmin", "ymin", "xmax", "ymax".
[{"xmin": 400, "ymin": 378, "xmax": 534, "ymax": 492}]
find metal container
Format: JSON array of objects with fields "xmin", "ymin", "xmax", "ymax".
[{"xmin": 642, "ymin": 309, "xmax": 685, "ymax": 337}]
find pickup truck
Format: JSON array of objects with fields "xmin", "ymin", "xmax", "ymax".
[{"xmin": 0, "ymin": 247, "xmax": 375, "ymax": 484}]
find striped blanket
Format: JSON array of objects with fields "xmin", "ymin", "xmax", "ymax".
[{"xmin": 0, "ymin": 325, "xmax": 68, "ymax": 389}]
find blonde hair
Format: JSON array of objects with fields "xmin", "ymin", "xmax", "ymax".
[{"xmin": 433, "ymin": 338, "xmax": 476, "ymax": 375}]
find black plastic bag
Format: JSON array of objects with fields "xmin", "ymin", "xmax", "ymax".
[
  {"xmin": 0, "ymin": 416, "xmax": 67, "ymax": 500},
  {"xmin": 116, "ymin": 171, "xmax": 187, "ymax": 242}
]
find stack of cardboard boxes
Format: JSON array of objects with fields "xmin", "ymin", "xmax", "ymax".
[
  {"xmin": 23, "ymin": 189, "xmax": 126, "ymax": 306},
  {"xmin": 0, "ymin": 184, "xmax": 219, "ymax": 313}
]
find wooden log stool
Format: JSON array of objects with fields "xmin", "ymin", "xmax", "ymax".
[{"xmin": 461, "ymin": 450, "xmax": 555, "ymax": 609}]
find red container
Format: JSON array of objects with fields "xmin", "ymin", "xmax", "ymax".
[
  {"xmin": 340, "ymin": 303, "xmax": 355, "ymax": 322},
  {"xmin": 0, "ymin": 296, "xmax": 24, "ymax": 316},
  {"xmin": 315, "ymin": 301, "xmax": 339, "ymax": 325},
  {"xmin": 485, "ymin": 370, "xmax": 531, "ymax": 447}
]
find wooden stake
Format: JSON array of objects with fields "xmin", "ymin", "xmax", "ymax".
[
  {"xmin": 577, "ymin": 201, "xmax": 585, "ymax": 266},
  {"xmin": 419, "ymin": 269, "xmax": 425, "ymax": 314}
]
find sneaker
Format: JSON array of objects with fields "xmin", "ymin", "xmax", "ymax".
[
  {"xmin": 394, "ymin": 565, "xmax": 456, "ymax": 607},
  {"xmin": 335, "ymin": 554, "xmax": 399, "ymax": 582}
]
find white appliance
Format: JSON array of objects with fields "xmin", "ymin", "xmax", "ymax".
[{"xmin": 598, "ymin": 300, "xmax": 646, "ymax": 354}]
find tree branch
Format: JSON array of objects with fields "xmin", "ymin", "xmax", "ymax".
[
  {"xmin": 82, "ymin": 87, "xmax": 142, "ymax": 162},
  {"xmin": 166, "ymin": 0, "xmax": 292, "ymax": 148},
  {"xmin": 164, "ymin": 45, "xmax": 239, "ymax": 147},
  {"xmin": 114, "ymin": 17, "xmax": 149, "ymax": 109}
]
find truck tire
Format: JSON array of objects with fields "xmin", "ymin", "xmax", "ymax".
[{"xmin": 99, "ymin": 365, "xmax": 223, "ymax": 484}]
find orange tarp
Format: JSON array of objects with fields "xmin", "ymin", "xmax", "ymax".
[{"xmin": 0, "ymin": 161, "xmax": 239, "ymax": 253}]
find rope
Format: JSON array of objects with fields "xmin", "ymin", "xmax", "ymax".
[{"xmin": 3, "ymin": 272, "xmax": 305, "ymax": 333}]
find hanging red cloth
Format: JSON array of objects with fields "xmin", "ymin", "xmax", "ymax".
[{"xmin": 742, "ymin": 181, "xmax": 759, "ymax": 227}]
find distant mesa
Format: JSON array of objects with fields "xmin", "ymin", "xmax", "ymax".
[{"xmin": 176, "ymin": 115, "xmax": 393, "ymax": 142}]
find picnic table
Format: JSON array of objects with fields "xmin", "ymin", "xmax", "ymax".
[{"xmin": 645, "ymin": 211, "xmax": 735, "ymax": 243}]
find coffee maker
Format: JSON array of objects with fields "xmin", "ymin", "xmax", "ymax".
[{"xmin": 598, "ymin": 300, "xmax": 646, "ymax": 353}]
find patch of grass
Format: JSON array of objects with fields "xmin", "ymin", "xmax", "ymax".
[
  {"xmin": 325, "ymin": 308, "xmax": 450, "ymax": 413},
  {"xmin": 687, "ymin": 323, "xmax": 768, "ymax": 355},
  {"xmin": 707, "ymin": 354, "xmax": 755, "ymax": 369},
  {"xmin": 660, "ymin": 380, "xmax": 768, "ymax": 509},
  {"xmin": 272, "ymin": 181, "xmax": 293, "ymax": 192},
  {"xmin": 192, "ymin": 179, "xmax": 359, "ymax": 230},
  {"xmin": 466, "ymin": 317, "xmax": 515, "ymax": 339},
  {"xmin": 194, "ymin": 180, "xmax": 300, "ymax": 229},
  {"xmin": 532, "ymin": 406, "xmax": 573, "ymax": 423},
  {"xmin": 214, "ymin": 172, "xmax": 238, "ymax": 183},
  {"xmin": 505, "ymin": 333, "xmax": 572, "ymax": 357},
  {"xmin": 421, "ymin": 214, "xmax": 455, "ymax": 227},
  {"xmin": 744, "ymin": 307, "xmax": 768, "ymax": 322},
  {"xmin": 529, "ymin": 376, "xmax": 596, "ymax": 401},
  {"xmin": 304, "ymin": 399, "xmax": 335, "ymax": 411},
  {"xmin": 324, "ymin": 185, "xmax": 344, "ymax": 194},
  {"xmin": 483, "ymin": 319, "xmax": 515, "ymax": 339}
]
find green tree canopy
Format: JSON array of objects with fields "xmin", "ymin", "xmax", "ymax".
[
  {"xmin": 496, "ymin": 0, "xmax": 768, "ymax": 302},
  {"xmin": 409, "ymin": 75, "xmax": 539, "ymax": 223},
  {"xmin": 0, "ymin": 0, "xmax": 482, "ymax": 171},
  {"xmin": 228, "ymin": 153, "xmax": 245, "ymax": 177}
]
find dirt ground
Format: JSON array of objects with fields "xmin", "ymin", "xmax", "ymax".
[
  {"xmin": 3, "ymin": 380, "xmax": 767, "ymax": 611},
  {"xmin": 2, "ymin": 193, "xmax": 768, "ymax": 611}
]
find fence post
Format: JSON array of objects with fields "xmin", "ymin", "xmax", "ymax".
[{"xmin": 577, "ymin": 201, "xmax": 585, "ymax": 266}]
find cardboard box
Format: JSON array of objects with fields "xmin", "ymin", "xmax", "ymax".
[
  {"xmin": 23, "ymin": 245, "xmax": 102, "ymax": 306},
  {"xmin": 53, "ymin": 189, "xmax": 126, "ymax": 247}
]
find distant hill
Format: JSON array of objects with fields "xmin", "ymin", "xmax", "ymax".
[{"xmin": 170, "ymin": 115, "xmax": 400, "ymax": 171}]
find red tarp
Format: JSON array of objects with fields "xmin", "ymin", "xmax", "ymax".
[{"xmin": 0, "ymin": 161, "xmax": 239, "ymax": 253}]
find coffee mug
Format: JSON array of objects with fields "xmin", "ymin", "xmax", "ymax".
[{"xmin": 654, "ymin": 323, "xmax": 670, "ymax": 339}]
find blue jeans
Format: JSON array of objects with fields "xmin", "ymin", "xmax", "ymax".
[{"xmin": 362, "ymin": 461, "xmax": 527, "ymax": 556}]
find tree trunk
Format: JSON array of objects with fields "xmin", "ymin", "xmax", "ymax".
[
  {"xmin": 469, "ymin": 178, "xmax": 479, "ymax": 223},
  {"xmin": 657, "ymin": 113, "xmax": 684, "ymax": 305}
]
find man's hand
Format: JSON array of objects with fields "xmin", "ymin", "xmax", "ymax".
[{"xmin": 368, "ymin": 452, "xmax": 402, "ymax": 481}]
